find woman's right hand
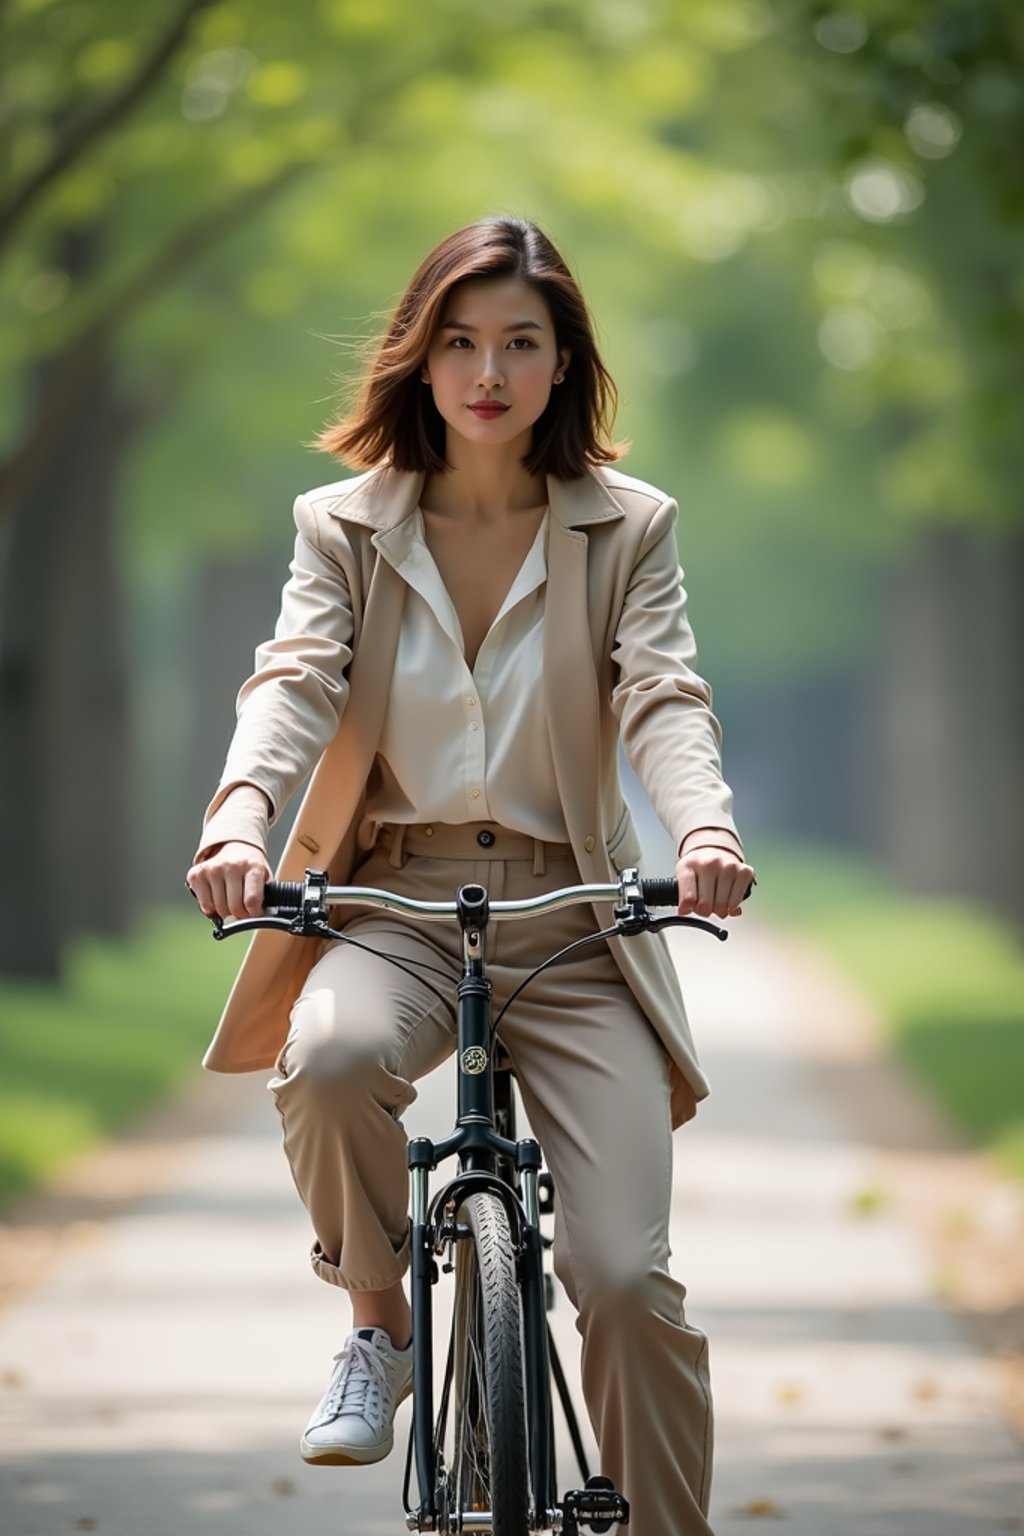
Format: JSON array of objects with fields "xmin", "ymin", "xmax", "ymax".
[{"xmin": 186, "ymin": 842, "xmax": 273, "ymax": 921}]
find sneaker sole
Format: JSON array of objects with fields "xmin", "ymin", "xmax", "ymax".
[{"xmin": 299, "ymin": 1377, "xmax": 413, "ymax": 1467}]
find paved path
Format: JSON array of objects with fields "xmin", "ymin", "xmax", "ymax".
[{"xmin": 1, "ymin": 919, "xmax": 1021, "ymax": 1535}]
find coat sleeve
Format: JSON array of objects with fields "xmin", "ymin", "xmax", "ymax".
[
  {"xmin": 609, "ymin": 496, "xmax": 743, "ymax": 856},
  {"xmin": 194, "ymin": 493, "xmax": 356, "ymax": 860}
]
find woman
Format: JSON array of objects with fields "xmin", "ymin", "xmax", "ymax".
[{"xmin": 186, "ymin": 216, "xmax": 754, "ymax": 1536}]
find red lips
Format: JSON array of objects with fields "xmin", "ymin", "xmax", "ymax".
[{"xmin": 468, "ymin": 402, "xmax": 510, "ymax": 417}]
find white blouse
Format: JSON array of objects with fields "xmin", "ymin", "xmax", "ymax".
[{"xmin": 363, "ymin": 507, "xmax": 568, "ymax": 842}]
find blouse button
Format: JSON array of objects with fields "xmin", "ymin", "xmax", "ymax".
[
  {"xmin": 471, "ymin": 789, "xmax": 481, "ymax": 800},
  {"xmin": 469, "ymin": 722, "xmax": 479, "ymax": 732},
  {"xmin": 584, "ymin": 835, "xmax": 596, "ymax": 853}
]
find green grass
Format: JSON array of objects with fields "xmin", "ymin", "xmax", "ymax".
[
  {"xmin": 753, "ymin": 840, "xmax": 1024, "ymax": 1182},
  {"xmin": 0, "ymin": 909, "xmax": 239, "ymax": 1210}
]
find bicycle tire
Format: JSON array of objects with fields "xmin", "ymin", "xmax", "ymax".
[{"xmin": 442, "ymin": 1190, "xmax": 529, "ymax": 1535}]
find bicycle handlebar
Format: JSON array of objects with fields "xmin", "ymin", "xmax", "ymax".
[
  {"xmin": 205, "ymin": 867, "xmax": 740, "ymax": 949},
  {"xmin": 207, "ymin": 866, "xmax": 733, "ymax": 942},
  {"xmin": 261, "ymin": 873, "xmax": 683, "ymax": 921}
]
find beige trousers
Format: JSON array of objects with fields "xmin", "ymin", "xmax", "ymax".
[{"xmin": 268, "ymin": 823, "xmax": 715, "ymax": 1536}]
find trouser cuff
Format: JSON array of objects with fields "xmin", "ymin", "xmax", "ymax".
[{"xmin": 309, "ymin": 1227, "xmax": 411, "ymax": 1291}]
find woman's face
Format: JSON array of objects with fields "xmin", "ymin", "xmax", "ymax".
[{"xmin": 421, "ymin": 276, "xmax": 569, "ymax": 453}]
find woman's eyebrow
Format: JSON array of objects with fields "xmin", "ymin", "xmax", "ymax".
[{"xmin": 440, "ymin": 319, "xmax": 545, "ymax": 332}]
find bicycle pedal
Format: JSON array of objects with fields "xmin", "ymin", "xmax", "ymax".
[{"xmin": 561, "ymin": 1475, "xmax": 628, "ymax": 1533}]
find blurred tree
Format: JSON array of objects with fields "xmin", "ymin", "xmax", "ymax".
[{"xmin": 0, "ymin": 0, "xmax": 217, "ymax": 256}]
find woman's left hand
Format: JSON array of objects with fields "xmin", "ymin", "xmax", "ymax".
[{"xmin": 675, "ymin": 846, "xmax": 756, "ymax": 919}]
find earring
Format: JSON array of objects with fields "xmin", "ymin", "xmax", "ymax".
[{"xmin": 553, "ymin": 373, "xmax": 564, "ymax": 385}]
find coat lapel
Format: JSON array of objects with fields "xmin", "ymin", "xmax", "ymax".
[
  {"xmin": 543, "ymin": 470, "xmax": 624, "ymax": 868},
  {"xmin": 543, "ymin": 519, "xmax": 600, "ymax": 862}
]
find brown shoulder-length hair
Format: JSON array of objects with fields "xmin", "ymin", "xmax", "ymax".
[{"xmin": 311, "ymin": 217, "xmax": 626, "ymax": 480}]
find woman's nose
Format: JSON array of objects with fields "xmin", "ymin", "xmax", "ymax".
[{"xmin": 476, "ymin": 350, "xmax": 505, "ymax": 388}]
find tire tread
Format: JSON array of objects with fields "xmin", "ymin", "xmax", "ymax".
[{"xmin": 460, "ymin": 1192, "xmax": 528, "ymax": 1534}]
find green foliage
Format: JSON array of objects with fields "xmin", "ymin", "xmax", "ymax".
[
  {"xmin": 754, "ymin": 839, "xmax": 1024, "ymax": 1182},
  {"xmin": 0, "ymin": 908, "xmax": 237, "ymax": 1209},
  {"xmin": 3, "ymin": 0, "xmax": 1022, "ymax": 672}
]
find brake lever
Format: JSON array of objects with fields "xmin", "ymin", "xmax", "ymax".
[
  {"xmin": 614, "ymin": 912, "xmax": 729, "ymax": 942},
  {"xmin": 211, "ymin": 914, "xmax": 331, "ymax": 941},
  {"xmin": 647, "ymin": 913, "xmax": 729, "ymax": 941}
]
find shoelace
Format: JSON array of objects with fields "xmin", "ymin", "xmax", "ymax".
[{"xmin": 319, "ymin": 1336, "xmax": 394, "ymax": 1428}]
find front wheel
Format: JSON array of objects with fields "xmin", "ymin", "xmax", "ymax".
[{"xmin": 440, "ymin": 1191, "xmax": 529, "ymax": 1534}]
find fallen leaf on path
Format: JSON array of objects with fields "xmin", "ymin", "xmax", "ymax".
[
  {"xmin": 775, "ymin": 1381, "xmax": 804, "ymax": 1405},
  {"xmin": 734, "ymin": 1497, "xmax": 785, "ymax": 1518},
  {"xmin": 849, "ymin": 1185, "xmax": 887, "ymax": 1216},
  {"xmin": 271, "ymin": 1476, "xmax": 296, "ymax": 1496},
  {"xmin": 911, "ymin": 1377, "xmax": 940, "ymax": 1401},
  {"xmin": 878, "ymin": 1424, "xmax": 907, "ymax": 1441}
]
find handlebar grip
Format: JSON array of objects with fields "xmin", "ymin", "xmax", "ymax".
[
  {"xmin": 640, "ymin": 878, "xmax": 679, "ymax": 908},
  {"xmin": 263, "ymin": 880, "xmax": 305, "ymax": 910}
]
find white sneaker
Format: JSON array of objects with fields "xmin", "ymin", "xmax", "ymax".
[{"xmin": 300, "ymin": 1326, "xmax": 414, "ymax": 1466}]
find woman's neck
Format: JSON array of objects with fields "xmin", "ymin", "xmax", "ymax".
[{"xmin": 421, "ymin": 433, "xmax": 547, "ymax": 521}]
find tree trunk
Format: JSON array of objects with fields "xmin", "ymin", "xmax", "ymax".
[
  {"xmin": 874, "ymin": 526, "xmax": 1024, "ymax": 929},
  {"xmin": 0, "ymin": 454, "xmax": 62, "ymax": 977},
  {"xmin": 0, "ymin": 351, "xmax": 133, "ymax": 974},
  {"xmin": 52, "ymin": 363, "xmax": 135, "ymax": 940},
  {"xmin": 0, "ymin": 232, "xmax": 134, "ymax": 973}
]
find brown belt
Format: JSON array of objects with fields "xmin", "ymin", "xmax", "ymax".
[{"xmin": 375, "ymin": 821, "xmax": 574, "ymax": 876}]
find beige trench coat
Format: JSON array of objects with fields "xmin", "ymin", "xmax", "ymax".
[{"xmin": 195, "ymin": 462, "xmax": 743, "ymax": 1127}]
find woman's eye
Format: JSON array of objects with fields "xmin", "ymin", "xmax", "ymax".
[{"xmin": 445, "ymin": 335, "xmax": 536, "ymax": 350}]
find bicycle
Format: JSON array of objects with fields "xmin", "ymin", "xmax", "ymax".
[{"xmin": 211, "ymin": 863, "xmax": 730, "ymax": 1535}]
